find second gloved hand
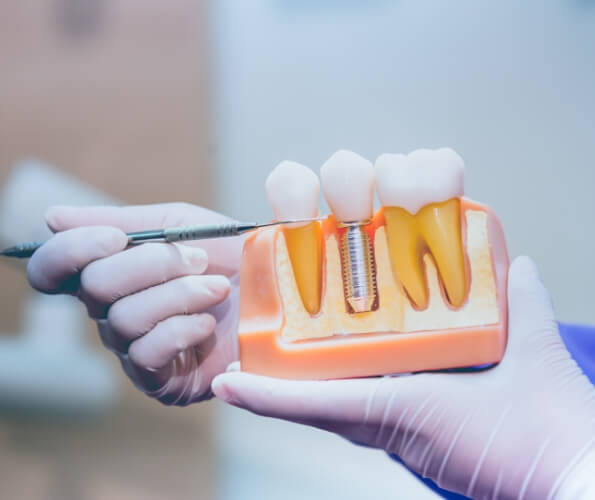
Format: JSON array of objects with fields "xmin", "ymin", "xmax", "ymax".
[
  {"xmin": 212, "ymin": 257, "xmax": 595, "ymax": 499},
  {"xmin": 27, "ymin": 203, "xmax": 243, "ymax": 405}
]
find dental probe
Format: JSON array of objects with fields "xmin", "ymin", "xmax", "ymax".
[{"xmin": 0, "ymin": 218, "xmax": 324, "ymax": 259}]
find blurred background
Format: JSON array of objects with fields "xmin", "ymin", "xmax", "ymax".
[{"xmin": 1, "ymin": 1, "xmax": 594, "ymax": 499}]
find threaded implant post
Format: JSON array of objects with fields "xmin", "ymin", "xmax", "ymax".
[{"xmin": 338, "ymin": 221, "xmax": 378, "ymax": 313}]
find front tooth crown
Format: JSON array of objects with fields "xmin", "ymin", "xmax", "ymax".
[
  {"xmin": 266, "ymin": 161, "xmax": 320, "ymax": 223},
  {"xmin": 320, "ymin": 150, "xmax": 375, "ymax": 222},
  {"xmin": 266, "ymin": 161, "xmax": 323, "ymax": 315},
  {"xmin": 375, "ymin": 148, "xmax": 468, "ymax": 309}
]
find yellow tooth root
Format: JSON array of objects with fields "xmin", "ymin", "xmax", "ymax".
[
  {"xmin": 283, "ymin": 222, "xmax": 323, "ymax": 315},
  {"xmin": 383, "ymin": 208, "xmax": 429, "ymax": 309},
  {"xmin": 383, "ymin": 198, "xmax": 468, "ymax": 309},
  {"xmin": 418, "ymin": 199, "xmax": 468, "ymax": 308}
]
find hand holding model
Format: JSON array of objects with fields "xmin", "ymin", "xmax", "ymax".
[
  {"xmin": 27, "ymin": 203, "xmax": 243, "ymax": 405},
  {"xmin": 214, "ymin": 256, "xmax": 595, "ymax": 499}
]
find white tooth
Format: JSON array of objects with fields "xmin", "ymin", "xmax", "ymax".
[
  {"xmin": 320, "ymin": 150, "xmax": 375, "ymax": 221},
  {"xmin": 265, "ymin": 161, "xmax": 320, "ymax": 226},
  {"xmin": 375, "ymin": 148, "xmax": 464, "ymax": 214}
]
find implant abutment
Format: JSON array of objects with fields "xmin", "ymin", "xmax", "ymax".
[{"xmin": 337, "ymin": 221, "xmax": 378, "ymax": 314}]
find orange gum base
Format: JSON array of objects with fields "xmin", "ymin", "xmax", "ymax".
[{"xmin": 238, "ymin": 198, "xmax": 509, "ymax": 379}]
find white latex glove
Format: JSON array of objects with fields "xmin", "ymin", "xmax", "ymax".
[
  {"xmin": 27, "ymin": 203, "xmax": 242, "ymax": 405},
  {"xmin": 212, "ymin": 257, "xmax": 595, "ymax": 499}
]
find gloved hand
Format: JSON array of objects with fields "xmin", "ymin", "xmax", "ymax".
[
  {"xmin": 27, "ymin": 203, "xmax": 243, "ymax": 405},
  {"xmin": 212, "ymin": 257, "xmax": 595, "ymax": 499}
]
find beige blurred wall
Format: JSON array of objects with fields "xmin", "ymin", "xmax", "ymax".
[
  {"xmin": 0, "ymin": 0, "xmax": 213, "ymax": 329},
  {"xmin": 0, "ymin": 2, "xmax": 215, "ymax": 499}
]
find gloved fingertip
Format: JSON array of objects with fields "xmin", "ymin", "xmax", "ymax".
[
  {"xmin": 510, "ymin": 255, "xmax": 539, "ymax": 280},
  {"xmin": 507, "ymin": 255, "xmax": 556, "ymax": 332},
  {"xmin": 211, "ymin": 374, "xmax": 237, "ymax": 404},
  {"xmin": 45, "ymin": 205, "xmax": 72, "ymax": 232},
  {"xmin": 178, "ymin": 244, "xmax": 209, "ymax": 274},
  {"xmin": 194, "ymin": 246, "xmax": 209, "ymax": 271},
  {"xmin": 508, "ymin": 256, "xmax": 544, "ymax": 295},
  {"xmin": 26, "ymin": 256, "xmax": 49, "ymax": 293},
  {"xmin": 99, "ymin": 226, "xmax": 129, "ymax": 254},
  {"xmin": 206, "ymin": 275, "xmax": 231, "ymax": 298},
  {"xmin": 199, "ymin": 312, "xmax": 217, "ymax": 331},
  {"xmin": 226, "ymin": 361, "xmax": 241, "ymax": 372}
]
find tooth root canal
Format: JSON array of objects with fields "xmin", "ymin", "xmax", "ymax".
[
  {"xmin": 383, "ymin": 198, "xmax": 468, "ymax": 309},
  {"xmin": 283, "ymin": 222, "xmax": 323, "ymax": 315}
]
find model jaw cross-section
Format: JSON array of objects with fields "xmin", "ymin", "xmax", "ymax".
[{"xmin": 238, "ymin": 149, "xmax": 509, "ymax": 379}]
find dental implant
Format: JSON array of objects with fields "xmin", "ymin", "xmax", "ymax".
[
  {"xmin": 321, "ymin": 150, "xmax": 379, "ymax": 314},
  {"xmin": 337, "ymin": 220, "xmax": 378, "ymax": 313}
]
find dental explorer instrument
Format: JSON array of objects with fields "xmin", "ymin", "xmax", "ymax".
[{"xmin": 0, "ymin": 218, "xmax": 323, "ymax": 259}]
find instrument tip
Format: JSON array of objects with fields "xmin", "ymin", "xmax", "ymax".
[
  {"xmin": 0, "ymin": 243, "xmax": 42, "ymax": 259},
  {"xmin": 1, "ymin": 247, "xmax": 16, "ymax": 258}
]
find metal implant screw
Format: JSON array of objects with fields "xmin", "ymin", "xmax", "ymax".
[{"xmin": 337, "ymin": 221, "xmax": 378, "ymax": 314}]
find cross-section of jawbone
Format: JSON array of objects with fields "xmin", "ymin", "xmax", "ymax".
[
  {"xmin": 266, "ymin": 161, "xmax": 323, "ymax": 315},
  {"xmin": 375, "ymin": 148, "xmax": 468, "ymax": 309},
  {"xmin": 238, "ymin": 149, "xmax": 508, "ymax": 380}
]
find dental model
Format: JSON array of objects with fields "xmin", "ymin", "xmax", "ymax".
[{"xmin": 238, "ymin": 149, "xmax": 509, "ymax": 379}]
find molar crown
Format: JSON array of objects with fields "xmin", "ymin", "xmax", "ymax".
[{"xmin": 375, "ymin": 147, "xmax": 464, "ymax": 215}]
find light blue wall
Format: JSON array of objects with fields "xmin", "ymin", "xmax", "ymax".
[{"xmin": 209, "ymin": 1, "xmax": 595, "ymax": 319}]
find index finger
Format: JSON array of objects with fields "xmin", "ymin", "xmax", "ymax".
[
  {"xmin": 27, "ymin": 226, "xmax": 128, "ymax": 294},
  {"xmin": 44, "ymin": 203, "xmax": 231, "ymax": 233}
]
